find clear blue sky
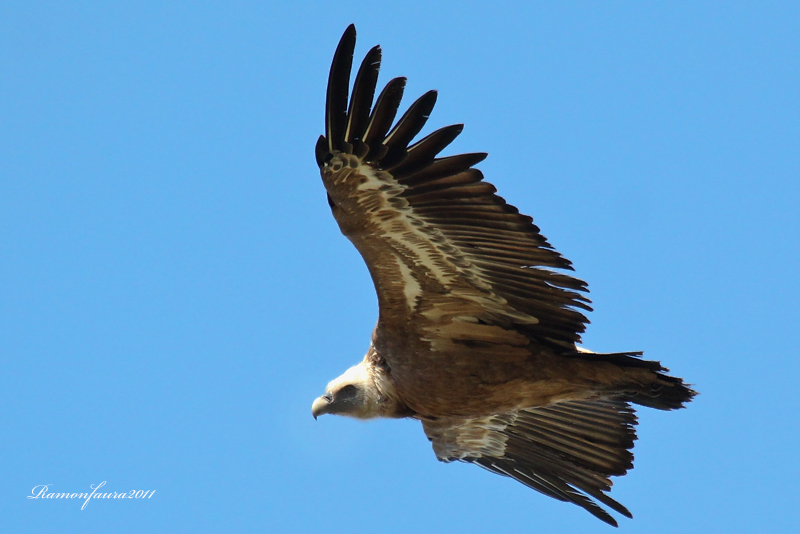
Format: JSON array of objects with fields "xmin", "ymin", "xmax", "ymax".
[{"xmin": 3, "ymin": 2, "xmax": 799, "ymax": 533}]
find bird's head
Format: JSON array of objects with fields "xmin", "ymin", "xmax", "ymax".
[{"xmin": 312, "ymin": 362, "xmax": 382, "ymax": 420}]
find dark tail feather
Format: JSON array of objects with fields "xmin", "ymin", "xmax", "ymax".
[
  {"xmin": 571, "ymin": 350, "xmax": 697, "ymax": 410},
  {"xmin": 623, "ymin": 373, "xmax": 697, "ymax": 410}
]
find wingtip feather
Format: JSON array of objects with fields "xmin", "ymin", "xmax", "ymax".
[{"xmin": 326, "ymin": 25, "xmax": 358, "ymax": 153}]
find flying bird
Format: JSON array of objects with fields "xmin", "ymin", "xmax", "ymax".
[{"xmin": 312, "ymin": 25, "xmax": 695, "ymax": 527}]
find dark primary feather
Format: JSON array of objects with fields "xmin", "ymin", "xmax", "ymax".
[
  {"xmin": 363, "ymin": 77, "xmax": 406, "ymax": 156},
  {"xmin": 345, "ymin": 45, "xmax": 381, "ymax": 145},
  {"xmin": 398, "ymin": 152, "xmax": 488, "ymax": 184},
  {"xmin": 381, "ymin": 90, "xmax": 438, "ymax": 169},
  {"xmin": 325, "ymin": 24, "xmax": 356, "ymax": 153},
  {"xmin": 388, "ymin": 124, "xmax": 464, "ymax": 176}
]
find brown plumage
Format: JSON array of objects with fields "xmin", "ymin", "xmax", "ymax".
[{"xmin": 311, "ymin": 25, "xmax": 696, "ymax": 527}]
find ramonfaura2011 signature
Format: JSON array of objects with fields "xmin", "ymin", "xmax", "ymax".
[{"xmin": 27, "ymin": 481, "xmax": 155, "ymax": 510}]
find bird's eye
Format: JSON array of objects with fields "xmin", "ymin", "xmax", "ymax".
[{"xmin": 339, "ymin": 384, "xmax": 357, "ymax": 396}]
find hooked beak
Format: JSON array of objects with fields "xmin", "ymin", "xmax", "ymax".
[{"xmin": 311, "ymin": 393, "xmax": 334, "ymax": 420}]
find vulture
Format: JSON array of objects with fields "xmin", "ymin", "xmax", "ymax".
[{"xmin": 311, "ymin": 25, "xmax": 695, "ymax": 527}]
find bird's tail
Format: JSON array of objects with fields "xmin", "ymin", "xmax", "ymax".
[{"xmin": 571, "ymin": 350, "xmax": 697, "ymax": 410}]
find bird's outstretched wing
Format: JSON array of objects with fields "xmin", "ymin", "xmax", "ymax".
[
  {"xmin": 317, "ymin": 24, "xmax": 591, "ymax": 350},
  {"xmin": 422, "ymin": 398, "xmax": 638, "ymax": 527}
]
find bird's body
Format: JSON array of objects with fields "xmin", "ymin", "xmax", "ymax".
[{"xmin": 311, "ymin": 25, "xmax": 695, "ymax": 527}]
